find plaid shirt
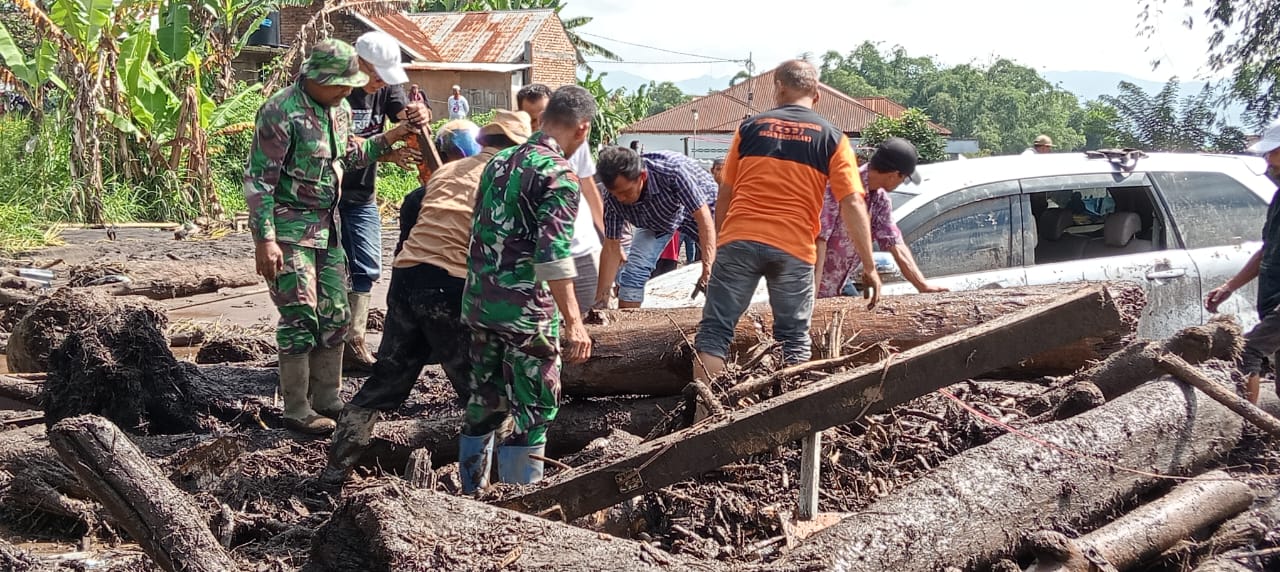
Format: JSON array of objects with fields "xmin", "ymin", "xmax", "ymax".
[{"xmin": 603, "ymin": 150, "xmax": 716, "ymax": 241}]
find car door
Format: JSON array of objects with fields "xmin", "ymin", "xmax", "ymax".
[
  {"xmin": 892, "ymin": 180, "xmax": 1028, "ymax": 295},
  {"xmin": 1149, "ymin": 169, "xmax": 1272, "ymax": 333},
  {"xmin": 1019, "ymin": 173, "xmax": 1200, "ymax": 338}
]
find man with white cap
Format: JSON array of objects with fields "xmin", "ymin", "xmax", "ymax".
[
  {"xmin": 340, "ymin": 31, "xmax": 429, "ymax": 369},
  {"xmin": 448, "ymin": 85, "xmax": 470, "ymax": 120},
  {"xmin": 1205, "ymin": 119, "xmax": 1280, "ymax": 404}
]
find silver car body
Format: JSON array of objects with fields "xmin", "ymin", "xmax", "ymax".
[{"xmin": 644, "ymin": 152, "xmax": 1276, "ymax": 338}]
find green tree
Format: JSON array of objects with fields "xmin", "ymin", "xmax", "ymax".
[
  {"xmin": 578, "ymin": 71, "xmax": 651, "ymax": 151},
  {"xmin": 645, "ymin": 81, "xmax": 690, "ymax": 116},
  {"xmin": 1073, "ymin": 100, "xmax": 1123, "ymax": 150},
  {"xmin": 1101, "ymin": 79, "xmax": 1227, "ymax": 151},
  {"xmin": 1139, "ymin": 0, "xmax": 1280, "ymax": 124},
  {"xmin": 859, "ymin": 108, "xmax": 948, "ymax": 164},
  {"xmin": 1211, "ymin": 126, "xmax": 1249, "ymax": 153}
]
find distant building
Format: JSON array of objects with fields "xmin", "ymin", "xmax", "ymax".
[
  {"xmin": 618, "ymin": 69, "xmax": 978, "ymax": 160},
  {"xmin": 237, "ymin": 6, "xmax": 578, "ymax": 119}
]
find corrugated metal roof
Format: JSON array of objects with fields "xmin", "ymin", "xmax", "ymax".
[
  {"xmin": 404, "ymin": 62, "xmax": 530, "ymax": 72},
  {"xmin": 625, "ymin": 69, "xmax": 953, "ymax": 136},
  {"xmin": 358, "ymin": 11, "xmax": 444, "ymax": 62},
  {"xmin": 405, "ymin": 9, "xmax": 553, "ymax": 64}
]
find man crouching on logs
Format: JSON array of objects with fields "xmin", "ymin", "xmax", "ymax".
[
  {"xmin": 319, "ymin": 111, "xmax": 534, "ymax": 486},
  {"xmin": 243, "ymin": 38, "xmax": 428, "ymax": 435}
]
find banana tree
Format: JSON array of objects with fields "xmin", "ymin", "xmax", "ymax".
[
  {"xmin": 193, "ymin": 0, "xmax": 308, "ymax": 101},
  {"xmin": 0, "ymin": 25, "xmax": 65, "ymax": 119}
]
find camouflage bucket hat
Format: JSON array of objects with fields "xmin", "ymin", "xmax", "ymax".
[{"xmin": 303, "ymin": 39, "xmax": 369, "ymax": 87}]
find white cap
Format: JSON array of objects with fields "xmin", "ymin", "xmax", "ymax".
[
  {"xmin": 1250, "ymin": 119, "xmax": 1280, "ymax": 155},
  {"xmin": 354, "ymin": 31, "xmax": 408, "ymax": 85}
]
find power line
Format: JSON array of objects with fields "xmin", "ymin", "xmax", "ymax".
[{"xmin": 577, "ymin": 31, "xmax": 746, "ymax": 64}]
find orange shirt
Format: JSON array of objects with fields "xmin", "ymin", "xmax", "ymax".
[{"xmin": 719, "ymin": 104, "xmax": 864, "ymax": 264}]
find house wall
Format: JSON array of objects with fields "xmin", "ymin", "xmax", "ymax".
[
  {"xmin": 529, "ymin": 18, "xmax": 577, "ymax": 88},
  {"xmin": 617, "ymin": 133, "xmax": 733, "ymax": 162},
  {"xmin": 279, "ymin": 3, "xmax": 369, "ymax": 49},
  {"xmin": 410, "ymin": 71, "xmax": 517, "ymax": 120}
]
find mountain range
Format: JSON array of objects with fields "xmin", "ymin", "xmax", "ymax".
[{"xmin": 597, "ymin": 69, "xmax": 1250, "ymax": 126}]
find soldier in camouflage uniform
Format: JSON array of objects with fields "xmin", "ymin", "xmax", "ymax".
[
  {"xmin": 243, "ymin": 38, "xmax": 428, "ymax": 435},
  {"xmin": 457, "ymin": 86, "xmax": 597, "ymax": 492}
]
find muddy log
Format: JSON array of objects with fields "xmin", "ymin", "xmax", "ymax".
[
  {"xmin": 567, "ymin": 283, "xmax": 1142, "ymax": 397},
  {"xmin": 1187, "ymin": 493, "xmax": 1280, "ymax": 572},
  {"xmin": 502, "ymin": 284, "xmax": 1130, "ymax": 521},
  {"xmin": 0, "ymin": 539, "xmax": 49, "ymax": 572},
  {"xmin": 1026, "ymin": 471, "xmax": 1253, "ymax": 571},
  {"xmin": 779, "ymin": 379, "xmax": 1243, "ymax": 572},
  {"xmin": 1154, "ymin": 352, "xmax": 1280, "ymax": 438},
  {"xmin": 48, "ymin": 415, "xmax": 238, "ymax": 572},
  {"xmin": 364, "ymin": 396, "xmax": 680, "ymax": 469},
  {"xmin": 1028, "ymin": 318, "xmax": 1242, "ymax": 417},
  {"xmin": 0, "ymin": 373, "xmax": 42, "ymax": 404},
  {"xmin": 105, "ymin": 258, "xmax": 260, "ymax": 300},
  {"xmin": 6, "ymin": 288, "xmax": 158, "ymax": 373},
  {"xmin": 306, "ymin": 481, "xmax": 722, "ymax": 572}
]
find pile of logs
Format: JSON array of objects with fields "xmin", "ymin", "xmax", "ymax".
[{"xmin": 3, "ymin": 281, "xmax": 1279, "ymax": 571}]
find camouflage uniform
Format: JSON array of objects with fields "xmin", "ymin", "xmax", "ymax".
[
  {"xmin": 243, "ymin": 40, "xmax": 393, "ymax": 355},
  {"xmin": 461, "ymin": 131, "xmax": 581, "ymax": 446}
]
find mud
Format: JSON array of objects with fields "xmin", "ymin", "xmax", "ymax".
[
  {"xmin": 6, "ymin": 289, "xmax": 150, "ymax": 373},
  {"xmin": 194, "ymin": 330, "xmax": 276, "ymax": 364},
  {"xmin": 365, "ymin": 307, "xmax": 385, "ymax": 333}
]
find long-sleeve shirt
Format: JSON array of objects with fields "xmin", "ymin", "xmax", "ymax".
[
  {"xmin": 602, "ymin": 150, "xmax": 716, "ymax": 241},
  {"xmin": 243, "ymin": 81, "xmax": 390, "ymax": 248},
  {"xmin": 816, "ymin": 165, "xmax": 903, "ymax": 298},
  {"xmin": 462, "ymin": 132, "xmax": 581, "ymax": 336}
]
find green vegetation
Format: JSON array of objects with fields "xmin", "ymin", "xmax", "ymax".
[{"xmin": 860, "ymin": 109, "xmax": 948, "ymax": 164}]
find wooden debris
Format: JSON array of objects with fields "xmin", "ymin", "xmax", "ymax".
[
  {"xmin": 778, "ymin": 379, "xmax": 1244, "ymax": 572},
  {"xmin": 500, "ymin": 284, "xmax": 1130, "ymax": 522},
  {"xmin": 1153, "ymin": 350, "xmax": 1280, "ymax": 438},
  {"xmin": 1025, "ymin": 470, "xmax": 1254, "ymax": 571},
  {"xmin": 47, "ymin": 415, "xmax": 238, "ymax": 572}
]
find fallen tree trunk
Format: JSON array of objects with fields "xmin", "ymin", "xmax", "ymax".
[
  {"xmin": 1028, "ymin": 318, "xmax": 1242, "ymax": 417},
  {"xmin": 566, "ymin": 283, "xmax": 1141, "ymax": 397},
  {"xmin": 102, "ymin": 258, "xmax": 260, "ymax": 300},
  {"xmin": 0, "ymin": 539, "xmax": 49, "ymax": 572},
  {"xmin": 1188, "ymin": 493, "xmax": 1280, "ymax": 572},
  {"xmin": 1026, "ymin": 470, "xmax": 1253, "ymax": 571},
  {"xmin": 502, "ymin": 284, "xmax": 1131, "ymax": 522},
  {"xmin": 778, "ymin": 379, "xmax": 1244, "ymax": 572},
  {"xmin": 364, "ymin": 396, "xmax": 680, "ymax": 470},
  {"xmin": 306, "ymin": 480, "xmax": 722, "ymax": 572},
  {"xmin": 0, "ymin": 373, "xmax": 42, "ymax": 404},
  {"xmin": 1154, "ymin": 352, "xmax": 1280, "ymax": 438},
  {"xmin": 48, "ymin": 415, "xmax": 238, "ymax": 572}
]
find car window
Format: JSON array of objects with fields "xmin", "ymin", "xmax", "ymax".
[
  {"xmin": 906, "ymin": 197, "xmax": 1013, "ymax": 277},
  {"xmin": 1152, "ymin": 171, "xmax": 1268, "ymax": 249}
]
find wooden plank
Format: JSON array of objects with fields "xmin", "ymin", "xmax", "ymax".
[
  {"xmin": 498, "ymin": 284, "xmax": 1127, "ymax": 522},
  {"xmin": 798, "ymin": 431, "xmax": 822, "ymax": 520}
]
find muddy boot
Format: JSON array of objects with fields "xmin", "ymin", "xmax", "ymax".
[
  {"xmin": 319, "ymin": 404, "xmax": 380, "ymax": 487},
  {"xmin": 458, "ymin": 432, "xmax": 494, "ymax": 494},
  {"xmin": 497, "ymin": 443, "xmax": 546, "ymax": 485},
  {"xmin": 279, "ymin": 352, "xmax": 335, "ymax": 435},
  {"xmin": 343, "ymin": 292, "xmax": 377, "ymax": 371},
  {"xmin": 309, "ymin": 344, "xmax": 345, "ymax": 419}
]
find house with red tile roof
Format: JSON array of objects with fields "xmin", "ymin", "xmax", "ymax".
[
  {"xmin": 246, "ymin": 5, "xmax": 578, "ymax": 120},
  {"xmin": 619, "ymin": 69, "xmax": 978, "ymax": 161}
]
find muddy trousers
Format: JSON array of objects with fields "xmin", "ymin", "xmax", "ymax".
[
  {"xmin": 348, "ymin": 265, "xmax": 473, "ymax": 409},
  {"xmin": 268, "ymin": 243, "xmax": 351, "ymax": 355},
  {"xmin": 462, "ymin": 328, "xmax": 561, "ymax": 446},
  {"xmin": 1242, "ymin": 304, "xmax": 1280, "ymax": 392}
]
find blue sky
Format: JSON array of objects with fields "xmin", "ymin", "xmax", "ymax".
[{"xmin": 563, "ymin": 0, "xmax": 1221, "ymax": 83}]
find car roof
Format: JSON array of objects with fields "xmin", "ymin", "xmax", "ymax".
[{"xmin": 895, "ymin": 152, "xmax": 1270, "ymax": 217}]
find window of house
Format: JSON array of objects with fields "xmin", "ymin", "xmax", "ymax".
[
  {"xmin": 906, "ymin": 197, "xmax": 1014, "ymax": 278},
  {"xmin": 1151, "ymin": 171, "xmax": 1268, "ymax": 249}
]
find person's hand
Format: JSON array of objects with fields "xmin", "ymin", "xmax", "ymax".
[
  {"xmin": 861, "ymin": 268, "xmax": 882, "ymax": 310},
  {"xmin": 592, "ymin": 294, "xmax": 611, "ymax": 311},
  {"xmin": 562, "ymin": 321, "xmax": 592, "ymax": 364},
  {"xmin": 917, "ymin": 283, "xmax": 949, "ymax": 293},
  {"xmin": 389, "ymin": 145, "xmax": 421, "ymax": 170},
  {"xmin": 698, "ymin": 262, "xmax": 712, "ymax": 293},
  {"xmin": 1206, "ymin": 285, "xmax": 1234, "ymax": 313},
  {"xmin": 403, "ymin": 102, "xmax": 430, "ymax": 128},
  {"xmin": 255, "ymin": 241, "xmax": 284, "ymax": 281}
]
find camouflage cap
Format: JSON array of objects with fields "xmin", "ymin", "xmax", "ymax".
[{"xmin": 302, "ymin": 39, "xmax": 369, "ymax": 87}]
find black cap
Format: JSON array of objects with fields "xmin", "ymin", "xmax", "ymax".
[{"xmin": 868, "ymin": 137, "xmax": 921, "ymax": 184}]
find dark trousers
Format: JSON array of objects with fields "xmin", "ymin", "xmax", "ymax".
[
  {"xmin": 349, "ymin": 265, "xmax": 472, "ymax": 409},
  {"xmin": 1242, "ymin": 304, "xmax": 1280, "ymax": 387}
]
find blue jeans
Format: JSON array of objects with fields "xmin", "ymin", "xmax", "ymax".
[
  {"xmin": 339, "ymin": 201, "xmax": 383, "ymax": 293},
  {"xmin": 695, "ymin": 240, "xmax": 815, "ymax": 364},
  {"xmin": 617, "ymin": 227, "xmax": 673, "ymax": 304},
  {"xmin": 680, "ymin": 232, "xmax": 700, "ymax": 263}
]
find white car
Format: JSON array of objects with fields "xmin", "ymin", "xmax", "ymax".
[{"xmin": 644, "ymin": 151, "xmax": 1277, "ymax": 338}]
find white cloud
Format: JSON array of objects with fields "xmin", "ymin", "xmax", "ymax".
[{"xmin": 565, "ymin": 0, "xmax": 1218, "ymax": 84}]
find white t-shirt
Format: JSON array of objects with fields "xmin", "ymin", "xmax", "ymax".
[{"xmin": 568, "ymin": 145, "xmax": 602, "ymax": 257}]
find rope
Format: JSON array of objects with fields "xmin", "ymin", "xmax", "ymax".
[{"xmin": 936, "ymin": 388, "xmax": 1279, "ymax": 483}]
